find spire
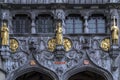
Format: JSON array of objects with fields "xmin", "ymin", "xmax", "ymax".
[{"xmin": 113, "ymin": 16, "xmax": 116, "ymax": 26}]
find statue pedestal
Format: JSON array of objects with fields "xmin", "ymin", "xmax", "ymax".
[
  {"xmin": 0, "ymin": 46, "xmax": 10, "ymax": 60},
  {"xmin": 54, "ymin": 45, "xmax": 65, "ymax": 61},
  {"xmin": 112, "ymin": 45, "xmax": 119, "ymax": 49}
]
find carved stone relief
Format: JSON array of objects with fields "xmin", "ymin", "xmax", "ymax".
[
  {"xmin": 3, "ymin": 52, "xmax": 28, "ymax": 72},
  {"xmin": 35, "ymin": 50, "xmax": 83, "ymax": 77},
  {"xmin": 0, "ymin": 35, "xmax": 114, "ymax": 79},
  {"xmin": 88, "ymin": 36, "xmax": 111, "ymax": 72}
]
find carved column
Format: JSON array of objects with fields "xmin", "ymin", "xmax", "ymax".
[
  {"xmin": 0, "ymin": 10, "xmax": 10, "ymax": 80},
  {"xmin": 31, "ymin": 12, "xmax": 36, "ymax": 34},
  {"xmin": 110, "ymin": 9, "xmax": 120, "ymax": 80},
  {"xmin": 84, "ymin": 16, "xmax": 89, "ymax": 33},
  {"xmin": 8, "ymin": 16, "xmax": 13, "ymax": 34},
  {"xmin": 0, "ymin": 56, "xmax": 5, "ymax": 80},
  {"xmin": 1, "ymin": 10, "xmax": 10, "ymax": 47}
]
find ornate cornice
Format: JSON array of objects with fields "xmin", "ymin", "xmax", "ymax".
[{"xmin": 0, "ymin": 3, "xmax": 120, "ymax": 10}]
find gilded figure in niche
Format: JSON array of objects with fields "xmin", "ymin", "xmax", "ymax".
[
  {"xmin": 111, "ymin": 16, "xmax": 119, "ymax": 44},
  {"xmin": 48, "ymin": 38, "xmax": 56, "ymax": 52},
  {"xmin": 56, "ymin": 22, "xmax": 63, "ymax": 45},
  {"xmin": 64, "ymin": 38, "xmax": 72, "ymax": 51},
  {"xmin": 1, "ymin": 22, "xmax": 9, "ymax": 45},
  {"xmin": 101, "ymin": 38, "xmax": 110, "ymax": 51},
  {"xmin": 10, "ymin": 39, "xmax": 19, "ymax": 52}
]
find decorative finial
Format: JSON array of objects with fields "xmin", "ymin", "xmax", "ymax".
[{"xmin": 113, "ymin": 16, "xmax": 116, "ymax": 26}]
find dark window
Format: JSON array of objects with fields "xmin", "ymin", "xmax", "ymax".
[
  {"xmin": 12, "ymin": 14, "xmax": 31, "ymax": 33},
  {"xmin": 66, "ymin": 15, "xmax": 83, "ymax": 34},
  {"xmin": 36, "ymin": 14, "xmax": 54, "ymax": 33},
  {"xmin": 88, "ymin": 15, "xmax": 106, "ymax": 33}
]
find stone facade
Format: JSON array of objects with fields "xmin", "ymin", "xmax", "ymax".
[{"xmin": 0, "ymin": 0, "xmax": 120, "ymax": 80}]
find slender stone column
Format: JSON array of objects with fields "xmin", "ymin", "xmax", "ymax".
[
  {"xmin": 31, "ymin": 12, "xmax": 36, "ymax": 34},
  {"xmin": 84, "ymin": 16, "xmax": 89, "ymax": 33},
  {"xmin": 0, "ymin": 10, "xmax": 10, "ymax": 80},
  {"xmin": 8, "ymin": 16, "xmax": 13, "ymax": 34},
  {"xmin": 0, "ymin": 56, "xmax": 5, "ymax": 80},
  {"xmin": 110, "ymin": 9, "xmax": 119, "ymax": 80}
]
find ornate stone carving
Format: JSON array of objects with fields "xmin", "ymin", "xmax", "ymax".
[
  {"xmin": 35, "ymin": 50, "xmax": 83, "ymax": 77},
  {"xmin": 3, "ymin": 52, "xmax": 28, "ymax": 72},
  {"xmin": 1, "ymin": 35, "xmax": 114, "ymax": 79},
  {"xmin": 53, "ymin": 9, "xmax": 65, "ymax": 20}
]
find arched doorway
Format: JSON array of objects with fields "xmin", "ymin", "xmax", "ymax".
[
  {"xmin": 68, "ymin": 71, "xmax": 105, "ymax": 80},
  {"xmin": 15, "ymin": 71, "xmax": 53, "ymax": 80}
]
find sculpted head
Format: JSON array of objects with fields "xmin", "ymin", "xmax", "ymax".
[{"xmin": 3, "ymin": 22, "xmax": 7, "ymax": 27}]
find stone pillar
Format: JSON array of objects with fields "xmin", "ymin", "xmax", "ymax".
[
  {"xmin": 0, "ymin": 10, "xmax": 10, "ymax": 80},
  {"xmin": 31, "ymin": 12, "xmax": 36, "ymax": 34},
  {"xmin": 110, "ymin": 9, "xmax": 120, "ymax": 80},
  {"xmin": 84, "ymin": 16, "xmax": 89, "ymax": 33},
  {"xmin": 0, "ymin": 56, "xmax": 5, "ymax": 80},
  {"xmin": 8, "ymin": 16, "xmax": 13, "ymax": 34}
]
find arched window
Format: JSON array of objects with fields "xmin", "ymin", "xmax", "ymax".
[
  {"xmin": 66, "ymin": 14, "xmax": 83, "ymax": 34},
  {"xmin": 36, "ymin": 14, "xmax": 54, "ymax": 33},
  {"xmin": 12, "ymin": 14, "xmax": 31, "ymax": 33},
  {"xmin": 88, "ymin": 14, "xmax": 106, "ymax": 33}
]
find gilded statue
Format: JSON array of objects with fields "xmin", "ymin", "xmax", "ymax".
[
  {"xmin": 101, "ymin": 38, "xmax": 110, "ymax": 51},
  {"xmin": 48, "ymin": 22, "xmax": 72, "ymax": 52},
  {"xmin": 111, "ymin": 16, "xmax": 119, "ymax": 44},
  {"xmin": 10, "ymin": 39, "xmax": 19, "ymax": 52},
  {"xmin": 1, "ymin": 22, "xmax": 9, "ymax": 45},
  {"xmin": 56, "ymin": 22, "xmax": 63, "ymax": 45},
  {"xmin": 48, "ymin": 38, "xmax": 56, "ymax": 52},
  {"xmin": 64, "ymin": 38, "xmax": 72, "ymax": 51}
]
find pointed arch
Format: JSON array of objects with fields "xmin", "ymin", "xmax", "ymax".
[
  {"xmin": 63, "ymin": 66, "xmax": 113, "ymax": 80},
  {"xmin": 7, "ymin": 67, "xmax": 58, "ymax": 80}
]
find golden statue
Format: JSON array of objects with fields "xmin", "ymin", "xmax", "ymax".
[
  {"xmin": 48, "ymin": 38, "xmax": 56, "ymax": 52},
  {"xmin": 48, "ymin": 22, "xmax": 72, "ymax": 52},
  {"xmin": 111, "ymin": 16, "xmax": 119, "ymax": 44},
  {"xmin": 1, "ymin": 22, "xmax": 9, "ymax": 45},
  {"xmin": 64, "ymin": 38, "xmax": 72, "ymax": 51},
  {"xmin": 56, "ymin": 22, "xmax": 63, "ymax": 45},
  {"xmin": 101, "ymin": 38, "xmax": 110, "ymax": 51},
  {"xmin": 10, "ymin": 39, "xmax": 19, "ymax": 52}
]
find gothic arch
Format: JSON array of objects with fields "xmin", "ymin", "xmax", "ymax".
[
  {"xmin": 65, "ymin": 10, "xmax": 81, "ymax": 17},
  {"xmin": 63, "ymin": 65, "xmax": 113, "ymax": 80},
  {"xmin": 7, "ymin": 66, "xmax": 59, "ymax": 80},
  {"xmin": 89, "ymin": 10, "xmax": 109, "ymax": 18},
  {"xmin": 11, "ymin": 11, "xmax": 31, "ymax": 18},
  {"xmin": 36, "ymin": 11, "xmax": 54, "ymax": 18}
]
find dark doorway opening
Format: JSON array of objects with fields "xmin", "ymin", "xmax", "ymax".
[
  {"xmin": 16, "ymin": 71, "xmax": 53, "ymax": 80},
  {"xmin": 68, "ymin": 71, "xmax": 106, "ymax": 80}
]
